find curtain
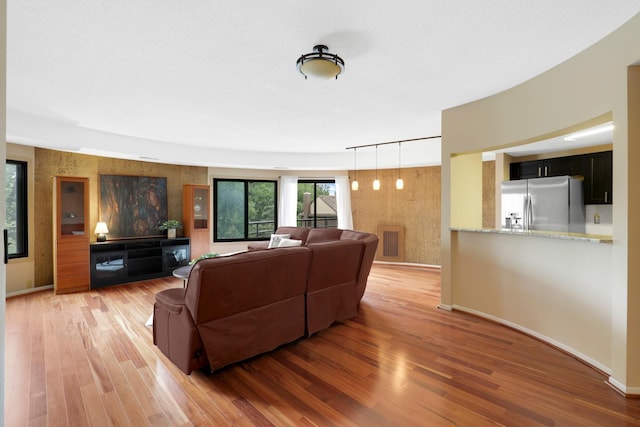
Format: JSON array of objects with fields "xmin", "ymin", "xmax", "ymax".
[
  {"xmin": 279, "ymin": 175, "xmax": 298, "ymax": 227},
  {"xmin": 335, "ymin": 175, "xmax": 354, "ymax": 230}
]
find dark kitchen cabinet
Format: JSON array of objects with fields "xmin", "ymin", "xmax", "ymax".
[
  {"xmin": 509, "ymin": 150, "xmax": 612, "ymax": 205},
  {"xmin": 579, "ymin": 151, "xmax": 613, "ymax": 204},
  {"xmin": 510, "ymin": 157, "xmax": 575, "ymax": 180}
]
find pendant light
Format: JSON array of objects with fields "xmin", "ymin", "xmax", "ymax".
[
  {"xmin": 396, "ymin": 142, "xmax": 404, "ymax": 190},
  {"xmin": 373, "ymin": 145, "xmax": 381, "ymax": 190},
  {"xmin": 351, "ymin": 148, "xmax": 359, "ymax": 191}
]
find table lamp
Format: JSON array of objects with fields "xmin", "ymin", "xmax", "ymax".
[{"xmin": 94, "ymin": 222, "xmax": 109, "ymax": 242}]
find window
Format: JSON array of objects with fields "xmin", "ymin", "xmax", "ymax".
[
  {"xmin": 297, "ymin": 180, "xmax": 337, "ymax": 228},
  {"xmin": 6, "ymin": 160, "xmax": 28, "ymax": 258},
  {"xmin": 214, "ymin": 179, "xmax": 277, "ymax": 241}
]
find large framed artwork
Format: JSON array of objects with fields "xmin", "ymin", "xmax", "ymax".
[{"xmin": 99, "ymin": 174, "xmax": 168, "ymax": 239}]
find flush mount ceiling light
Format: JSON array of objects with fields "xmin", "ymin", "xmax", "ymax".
[{"xmin": 296, "ymin": 44, "xmax": 344, "ymax": 80}]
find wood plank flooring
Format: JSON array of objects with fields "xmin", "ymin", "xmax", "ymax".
[{"xmin": 5, "ymin": 264, "xmax": 640, "ymax": 426}]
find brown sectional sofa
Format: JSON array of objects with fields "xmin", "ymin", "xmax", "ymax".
[{"xmin": 153, "ymin": 227, "xmax": 378, "ymax": 374}]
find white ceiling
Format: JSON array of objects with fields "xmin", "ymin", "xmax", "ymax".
[{"xmin": 7, "ymin": 2, "xmax": 640, "ymax": 170}]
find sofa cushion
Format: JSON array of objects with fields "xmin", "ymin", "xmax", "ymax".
[
  {"xmin": 275, "ymin": 226, "xmax": 311, "ymax": 245},
  {"xmin": 306, "ymin": 228, "xmax": 343, "ymax": 244},
  {"xmin": 268, "ymin": 233, "xmax": 290, "ymax": 248},
  {"xmin": 277, "ymin": 238, "xmax": 302, "ymax": 247}
]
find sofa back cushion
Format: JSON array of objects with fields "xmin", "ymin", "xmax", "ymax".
[
  {"xmin": 306, "ymin": 228, "xmax": 343, "ymax": 244},
  {"xmin": 275, "ymin": 226, "xmax": 311, "ymax": 245},
  {"xmin": 184, "ymin": 247, "xmax": 311, "ymax": 325}
]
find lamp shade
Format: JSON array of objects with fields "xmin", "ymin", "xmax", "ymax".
[{"xmin": 94, "ymin": 222, "xmax": 109, "ymax": 234}]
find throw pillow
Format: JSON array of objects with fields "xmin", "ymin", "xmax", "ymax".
[
  {"xmin": 277, "ymin": 238, "xmax": 302, "ymax": 247},
  {"xmin": 268, "ymin": 233, "xmax": 291, "ymax": 249}
]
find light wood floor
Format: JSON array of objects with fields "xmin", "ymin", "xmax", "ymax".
[{"xmin": 5, "ymin": 264, "xmax": 640, "ymax": 426}]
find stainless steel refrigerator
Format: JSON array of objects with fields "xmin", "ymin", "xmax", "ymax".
[{"xmin": 501, "ymin": 176, "xmax": 585, "ymax": 233}]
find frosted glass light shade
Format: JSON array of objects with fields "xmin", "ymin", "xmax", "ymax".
[
  {"xmin": 299, "ymin": 59, "xmax": 342, "ymax": 79},
  {"xmin": 396, "ymin": 178, "xmax": 404, "ymax": 190},
  {"xmin": 373, "ymin": 179, "xmax": 381, "ymax": 191},
  {"xmin": 351, "ymin": 180, "xmax": 359, "ymax": 191}
]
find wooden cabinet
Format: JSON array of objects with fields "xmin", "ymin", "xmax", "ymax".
[
  {"xmin": 579, "ymin": 151, "xmax": 613, "ymax": 204},
  {"xmin": 510, "ymin": 157, "xmax": 575, "ymax": 179},
  {"xmin": 183, "ymin": 184, "xmax": 210, "ymax": 259},
  {"xmin": 53, "ymin": 176, "xmax": 90, "ymax": 294},
  {"xmin": 509, "ymin": 151, "xmax": 612, "ymax": 205}
]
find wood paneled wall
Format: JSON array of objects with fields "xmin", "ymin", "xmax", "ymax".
[
  {"xmin": 33, "ymin": 148, "xmax": 208, "ymax": 287},
  {"xmin": 350, "ymin": 166, "xmax": 441, "ymax": 265}
]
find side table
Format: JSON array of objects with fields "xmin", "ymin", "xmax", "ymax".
[{"xmin": 173, "ymin": 265, "xmax": 192, "ymax": 287}]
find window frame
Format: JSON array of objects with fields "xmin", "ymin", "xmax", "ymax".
[
  {"xmin": 213, "ymin": 178, "xmax": 278, "ymax": 242},
  {"xmin": 6, "ymin": 159, "xmax": 28, "ymax": 259},
  {"xmin": 297, "ymin": 179, "xmax": 337, "ymax": 229}
]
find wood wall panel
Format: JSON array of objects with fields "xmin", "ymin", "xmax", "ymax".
[
  {"xmin": 33, "ymin": 148, "xmax": 208, "ymax": 287},
  {"xmin": 350, "ymin": 166, "xmax": 441, "ymax": 265}
]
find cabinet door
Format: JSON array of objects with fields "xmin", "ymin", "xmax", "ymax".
[
  {"xmin": 544, "ymin": 157, "xmax": 574, "ymax": 177},
  {"xmin": 54, "ymin": 176, "xmax": 90, "ymax": 294},
  {"xmin": 183, "ymin": 184, "xmax": 211, "ymax": 259},
  {"xmin": 587, "ymin": 151, "xmax": 613, "ymax": 204},
  {"xmin": 517, "ymin": 160, "xmax": 543, "ymax": 179}
]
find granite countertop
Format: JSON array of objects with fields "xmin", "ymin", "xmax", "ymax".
[{"xmin": 449, "ymin": 227, "xmax": 613, "ymax": 244}]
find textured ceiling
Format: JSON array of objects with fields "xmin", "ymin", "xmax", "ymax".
[{"xmin": 7, "ymin": 2, "xmax": 640, "ymax": 170}]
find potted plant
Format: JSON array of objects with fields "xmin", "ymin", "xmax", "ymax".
[{"xmin": 159, "ymin": 219, "xmax": 182, "ymax": 239}]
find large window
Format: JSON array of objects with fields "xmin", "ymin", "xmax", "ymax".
[
  {"xmin": 6, "ymin": 160, "xmax": 28, "ymax": 258},
  {"xmin": 297, "ymin": 180, "xmax": 337, "ymax": 228},
  {"xmin": 214, "ymin": 179, "xmax": 277, "ymax": 241}
]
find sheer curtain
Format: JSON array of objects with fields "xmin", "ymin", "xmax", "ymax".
[
  {"xmin": 335, "ymin": 175, "xmax": 354, "ymax": 230},
  {"xmin": 278, "ymin": 175, "xmax": 298, "ymax": 227}
]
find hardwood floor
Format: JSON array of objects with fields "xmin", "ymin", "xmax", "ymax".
[{"xmin": 5, "ymin": 264, "xmax": 640, "ymax": 426}]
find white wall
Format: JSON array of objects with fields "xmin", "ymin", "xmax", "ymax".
[{"xmin": 442, "ymin": 13, "xmax": 640, "ymax": 393}]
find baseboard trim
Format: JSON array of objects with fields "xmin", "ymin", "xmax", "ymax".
[
  {"xmin": 451, "ymin": 304, "xmax": 612, "ymax": 376},
  {"xmin": 7, "ymin": 285, "xmax": 53, "ymax": 298},
  {"xmin": 607, "ymin": 377, "xmax": 640, "ymax": 398},
  {"xmin": 373, "ymin": 260, "xmax": 441, "ymax": 269}
]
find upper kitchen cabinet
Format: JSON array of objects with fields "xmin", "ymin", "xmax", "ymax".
[
  {"xmin": 510, "ymin": 156, "xmax": 575, "ymax": 180},
  {"xmin": 53, "ymin": 176, "xmax": 91, "ymax": 294},
  {"xmin": 578, "ymin": 151, "xmax": 613, "ymax": 204}
]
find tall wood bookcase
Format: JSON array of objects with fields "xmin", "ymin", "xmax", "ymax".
[
  {"xmin": 182, "ymin": 184, "xmax": 211, "ymax": 259},
  {"xmin": 53, "ymin": 176, "xmax": 91, "ymax": 294}
]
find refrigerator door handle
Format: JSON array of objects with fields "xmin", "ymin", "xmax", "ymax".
[{"xmin": 524, "ymin": 195, "xmax": 532, "ymax": 231}]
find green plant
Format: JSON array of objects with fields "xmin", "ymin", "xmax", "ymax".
[
  {"xmin": 158, "ymin": 219, "xmax": 182, "ymax": 231},
  {"xmin": 189, "ymin": 252, "xmax": 219, "ymax": 265}
]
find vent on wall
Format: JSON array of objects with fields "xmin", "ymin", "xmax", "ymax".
[{"xmin": 376, "ymin": 224, "xmax": 405, "ymax": 262}]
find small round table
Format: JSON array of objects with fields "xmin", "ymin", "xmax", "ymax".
[{"xmin": 172, "ymin": 265, "xmax": 192, "ymax": 287}]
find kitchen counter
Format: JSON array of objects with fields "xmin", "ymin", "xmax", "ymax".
[{"xmin": 450, "ymin": 227, "xmax": 613, "ymax": 244}]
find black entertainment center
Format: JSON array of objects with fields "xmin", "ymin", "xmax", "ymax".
[{"xmin": 90, "ymin": 238, "xmax": 190, "ymax": 288}]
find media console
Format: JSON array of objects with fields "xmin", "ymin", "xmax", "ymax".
[{"xmin": 90, "ymin": 238, "xmax": 190, "ymax": 288}]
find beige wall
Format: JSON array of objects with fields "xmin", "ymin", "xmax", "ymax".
[
  {"xmin": 32, "ymin": 148, "xmax": 208, "ymax": 289},
  {"xmin": 350, "ymin": 165, "xmax": 441, "ymax": 265},
  {"xmin": 442, "ymin": 14, "xmax": 640, "ymax": 393}
]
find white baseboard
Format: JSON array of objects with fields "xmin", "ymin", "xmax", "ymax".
[
  {"xmin": 452, "ymin": 304, "xmax": 612, "ymax": 376},
  {"xmin": 608, "ymin": 376, "xmax": 640, "ymax": 397},
  {"xmin": 373, "ymin": 260, "xmax": 441, "ymax": 269},
  {"xmin": 437, "ymin": 304, "xmax": 453, "ymax": 311}
]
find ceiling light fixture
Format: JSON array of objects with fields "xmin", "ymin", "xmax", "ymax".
[
  {"xmin": 296, "ymin": 44, "xmax": 344, "ymax": 80},
  {"xmin": 396, "ymin": 142, "xmax": 404, "ymax": 190},
  {"xmin": 351, "ymin": 148, "xmax": 359, "ymax": 191},
  {"xmin": 373, "ymin": 146, "xmax": 380, "ymax": 191}
]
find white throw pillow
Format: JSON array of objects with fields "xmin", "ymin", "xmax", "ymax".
[
  {"xmin": 277, "ymin": 238, "xmax": 302, "ymax": 248},
  {"xmin": 268, "ymin": 233, "xmax": 291, "ymax": 249}
]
